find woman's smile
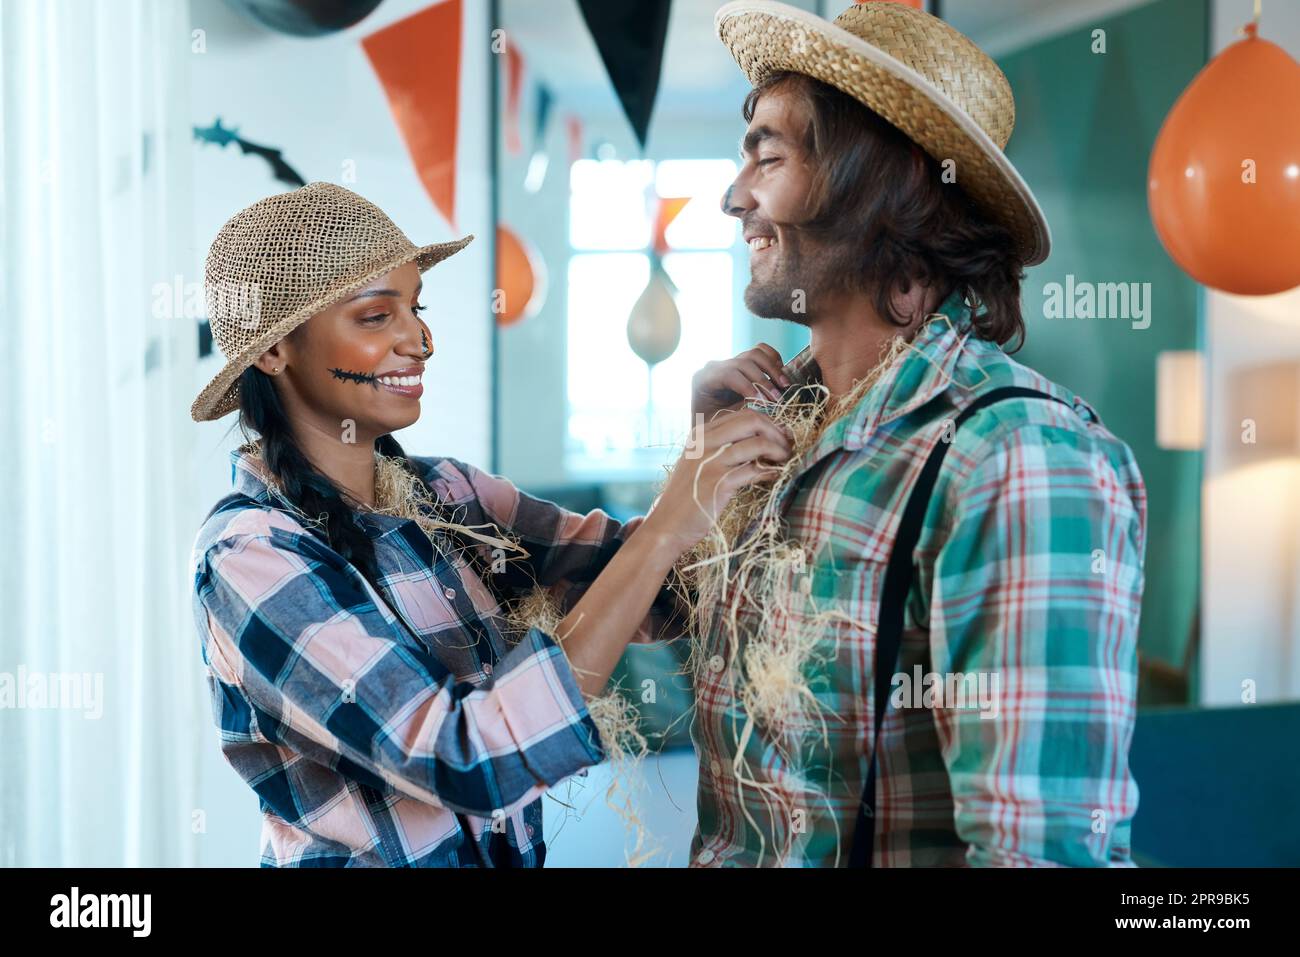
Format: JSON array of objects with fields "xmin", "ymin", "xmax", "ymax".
[{"xmin": 375, "ymin": 363, "xmax": 425, "ymax": 399}]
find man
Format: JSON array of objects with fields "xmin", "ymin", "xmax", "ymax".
[{"xmin": 684, "ymin": 1, "xmax": 1146, "ymax": 866}]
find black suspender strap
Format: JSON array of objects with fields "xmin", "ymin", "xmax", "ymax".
[{"xmin": 847, "ymin": 387, "xmax": 1069, "ymax": 867}]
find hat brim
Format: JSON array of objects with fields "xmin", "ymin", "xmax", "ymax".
[
  {"xmin": 715, "ymin": 1, "xmax": 1051, "ymax": 267},
  {"xmin": 190, "ymin": 234, "xmax": 474, "ymax": 423}
]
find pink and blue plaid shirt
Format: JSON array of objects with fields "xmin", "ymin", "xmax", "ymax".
[{"xmin": 191, "ymin": 447, "xmax": 679, "ymax": 867}]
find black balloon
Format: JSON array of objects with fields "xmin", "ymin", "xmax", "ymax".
[{"xmin": 223, "ymin": 0, "xmax": 386, "ymax": 37}]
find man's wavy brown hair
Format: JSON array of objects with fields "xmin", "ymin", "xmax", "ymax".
[{"xmin": 744, "ymin": 71, "xmax": 1028, "ymax": 349}]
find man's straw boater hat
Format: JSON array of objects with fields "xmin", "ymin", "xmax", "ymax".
[
  {"xmin": 715, "ymin": 0, "xmax": 1051, "ymax": 266},
  {"xmin": 191, "ymin": 181, "xmax": 473, "ymax": 422}
]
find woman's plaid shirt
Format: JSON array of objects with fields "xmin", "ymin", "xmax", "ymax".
[
  {"xmin": 689, "ymin": 293, "xmax": 1148, "ymax": 867},
  {"xmin": 191, "ymin": 450, "xmax": 679, "ymax": 867}
]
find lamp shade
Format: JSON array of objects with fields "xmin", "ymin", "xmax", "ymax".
[{"xmin": 1156, "ymin": 350, "xmax": 1205, "ymax": 450}]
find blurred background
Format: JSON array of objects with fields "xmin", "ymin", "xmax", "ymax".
[{"xmin": 2, "ymin": 0, "xmax": 1298, "ymax": 868}]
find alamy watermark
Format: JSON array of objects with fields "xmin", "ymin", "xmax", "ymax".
[
  {"xmin": 1042, "ymin": 274, "xmax": 1151, "ymax": 330},
  {"xmin": 890, "ymin": 665, "xmax": 1000, "ymax": 719},
  {"xmin": 49, "ymin": 887, "xmax": 150, "ymax": 936},
  {"xmin": 0, "ymin": 665, "xmax": 103, "ymax": 719}
]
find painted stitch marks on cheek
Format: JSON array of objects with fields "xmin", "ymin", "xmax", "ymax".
[{"xmin": 329, "ymin": 367, "xmax": 380, "ymax": 389}]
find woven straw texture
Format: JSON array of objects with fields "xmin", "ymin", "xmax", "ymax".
[
  {"xmin": 716, "ymin": 1, "xmax": 1049, "ymax": 266},
  {"xmin": 192, "ymin": 181, "xmax": 473, "ymax": 422}
]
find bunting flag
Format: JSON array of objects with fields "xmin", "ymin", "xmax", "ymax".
[
  {"xmin": 504, "ymin": 41, "xmax": 525, "ymax": 156},
  {"xmin": 566, "ymin": 114, "xmax": 585, "ymax": 166},
  {"xmin": 576, "ymin": 0, "xmax": 672, "ymax": 149},
  {"xmin": 362, "ymin": 0, "xmax": 462, "ymax": 228},
  {"xmin": 523, "ymin": 84, "xmax": 555, "ymax": 192},
  {"xmin": 651, "ymin": 196, "xmax": 690, "ymax": 257},
  {"xmin": 533, "ymin": 84, "xmax": 554, "ymax": 149}
]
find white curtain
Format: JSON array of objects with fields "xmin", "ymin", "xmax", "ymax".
[{"xmin": 0, "ymin": 0, "xmax": 202, "ymax": 865}]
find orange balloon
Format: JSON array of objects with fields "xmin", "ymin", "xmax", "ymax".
[
  {"xmin": 495, "ymin": 224, "xmax": 546, "ymax": 327},
  {"xmin": 1149, "ymin": 28, "xmax": 1300, "ymax": 295}
]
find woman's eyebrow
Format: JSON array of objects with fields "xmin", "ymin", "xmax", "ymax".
[{"xmin": 346, "ymin": 279, "xmax": 422, "ymax": 303}]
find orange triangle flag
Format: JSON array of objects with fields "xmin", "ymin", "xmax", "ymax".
[{"xmin": 363, "ymin": 0, "xmax": 462, "ymax": 228}]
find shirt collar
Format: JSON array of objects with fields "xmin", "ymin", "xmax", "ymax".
[
  {"xmin": 778, "ymin": 288, "xmax": 975, "ymax": 456},
  {"xmin": 230, "ymin": 444, "xmax": 274, "ymax": 501},
  {"xmin": 228, "ymin": 443, "xmax": 413, "ymax": 537}
]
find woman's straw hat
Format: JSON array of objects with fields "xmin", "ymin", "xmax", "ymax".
[
  {"xmin": 715, "ymin": 0, "xmax": 1051, "ymax": 266},
  {"xmin": 191, "ymin": 181, "xmax": 473, "ymax": 422}
]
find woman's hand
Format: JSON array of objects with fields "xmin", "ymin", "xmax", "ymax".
[
  {"xmin": 691, "ymin": 344, "xmax": 791, "ymax": 424},
  {"xmin": 642, "ymin": 408, "xmax": 793, "ymax": 558},
  {"xmin": 554, "ymin": 409, "xmax": 792, "ymax": 697}
]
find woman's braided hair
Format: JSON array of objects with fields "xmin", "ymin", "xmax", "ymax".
[{"xmin": 234, "ymin": 364, "xmax": 412, "ymax": 590}]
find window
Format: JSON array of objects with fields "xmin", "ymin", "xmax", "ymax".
[{"xmin": 566, "ymin": 159, "xmax": 738, "ymax": 477}]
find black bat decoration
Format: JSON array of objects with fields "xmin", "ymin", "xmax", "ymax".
[{"xmin": 193, "ymin": 117, "xmax": 306, "ymax": 188}]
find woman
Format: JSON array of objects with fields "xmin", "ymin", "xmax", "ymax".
[{"xmin": 189, "ymin": 182, "xmax": 793, "ymax": 867}]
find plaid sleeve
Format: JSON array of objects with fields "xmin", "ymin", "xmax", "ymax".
[
  {"xmin": 447, "ymin": 458, "xmax": 687, "ymax": 645},
  {"xmin": 927, "ymin": 423, "xmax": 1145, "ymax": 867},
  {"xmin": 197, "ymin": 523, "xmax": 605, "ymax": 818}
]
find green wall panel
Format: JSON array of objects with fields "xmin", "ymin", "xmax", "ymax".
[{"xmin": 998, "ymin": 0, "xmax": 1206, "ymax": 677}]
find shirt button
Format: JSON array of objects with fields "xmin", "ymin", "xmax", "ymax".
[
  {"xmin": 710, "ymin": 759, "xmax": 722, "ymax": 777},
  {"xmin": 443, "ymin": 587, "xmax": 456, "ymax": 601},
  {"xmin": 696, "ymin": 848, "xmax": 716, "ymax": 866},
  {"xmin": 483, "ymin": 662, "xmax": 493, "ymax": 676},
  {"xmin": 708, "ymin": 654, "xmax": 725, "ymax": 673},
  {"xmin": 525, "ymin": 823, "xmax": 535, "ymax": 838}
]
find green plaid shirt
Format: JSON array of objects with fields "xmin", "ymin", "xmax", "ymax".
[{"xmin": 688, "ymin": 292, "xmax": 1147, "ymax": 867}]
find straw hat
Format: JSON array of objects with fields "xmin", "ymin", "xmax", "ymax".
[
  {"xmin": 715, "ymin": 1, "xmax": 1050, "ymax": 266},
  {"xmin": 191, "ymin": 181, "xmax": 473, "ymax": 422}
]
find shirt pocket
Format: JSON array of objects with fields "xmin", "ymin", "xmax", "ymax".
[{"xmin": 769, "ymin": 553, "xmax": 882, "ymax": 733}]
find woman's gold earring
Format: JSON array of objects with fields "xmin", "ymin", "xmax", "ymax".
[{"xmin": 272, "ymin": 366, "xmax": 280, "ymax": 374}]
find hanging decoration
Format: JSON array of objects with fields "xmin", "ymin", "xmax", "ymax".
[
  {"xmin": 566, "ymin": 114, "xmax": 586, "ymax": 167},
  {"xmin": 652, "ymin": 196, "xmax": 691, "ymax": 256},
  {"xmin": 627, "ymin": 196, "xmax": 688, "ymax": 442},
  {"xmin": 222, "ymin": 0, "xmax": 384, "ymax": 36},
  {"xmin": 362, "ymin": 0, "xmax": 463, "ymax": 228},
  {"xmin": 524, "ymin": 84, "xmax": 555, "ymax": 193},
  {"xmin": 534, "ymin": 85, "xmax": 555, "ymax": 149},
  {"xmin": 495, "ymin": 224, "xmax": 547, "ymax": 327},
  {"xmin": 504, "ymin": 41, "xmax": 526, "ymax": 156},
  {"xmin": 1148, "ymin": 2, "xmax": 1300, "ymax": 295},
  {"xmin": 576, "ymin": 0, "xmax": 672, "ymax": 149},
  {"xmin": 628, "ymin": 196, "xmax": 688, "ymax": 364},
  {"xmin": 627, "ymin": 266, "xmax": 681, "ymax": 366}
]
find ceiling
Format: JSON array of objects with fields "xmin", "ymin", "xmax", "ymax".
[
  {"xmin": 942, "ymin": 0, "xmax": 1160, "ymax": 57},
  {"xmin": 499, "ymin": 0, "xmax": 1158, "ymax": 152}
]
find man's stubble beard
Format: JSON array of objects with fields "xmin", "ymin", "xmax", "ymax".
[{"xmin": 742, "ymin": 230, "xmax": 858, "ymax": 326}]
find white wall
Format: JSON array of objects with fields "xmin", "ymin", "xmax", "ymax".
[
  {"xmin": 185, "ymin": 0, "xmax": 492, "ymax": 865},
  {"xmin": 1201, "ymin": 0, "xmax": 1300, "ymax": 704}
]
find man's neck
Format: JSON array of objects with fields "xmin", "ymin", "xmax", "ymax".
[{"xmin": 805, "ymin": 285, "xmax": 949, "ymax": 400}]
